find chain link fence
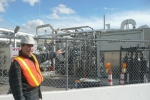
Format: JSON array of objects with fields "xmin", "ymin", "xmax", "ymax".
[
  {"xmin": 0, "ymin": 35, "xmax": 150, "ymax": 95},
  {"xmin": 0, "ymin": 42, "xmax": 11, "ymax": 95}
]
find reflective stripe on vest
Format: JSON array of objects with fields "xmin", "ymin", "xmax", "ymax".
[
  {"xmin": 13, "ymin": 54, "xmax": 43, "ymax": 87},
  {"xmin": 31, "ymin": 54, "xmax": 43, "ymax": 81}
]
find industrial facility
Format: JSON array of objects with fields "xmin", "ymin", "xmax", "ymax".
[{"xmin": 0, "ymin": 19, "xmax": 150, "ymax": 96}]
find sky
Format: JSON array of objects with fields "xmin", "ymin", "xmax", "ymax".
[{"xmin": 0, "ymin": 0, "xmax": 150, "ymax": 35}]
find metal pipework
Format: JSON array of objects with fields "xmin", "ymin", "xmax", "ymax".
[
  {"xmin": 35, "ymin": 24, "xmax": 56, "ymax": 51},
  {"xmin": 35, "ymin": 29, "xmax": 106, "ymax": 38},
  {"xmin": 36, "ymin": 24, "xmax": 55, "ymax": 35},
  {"xmin": 60, "ymin": 26, "xmax": 93, "ymax": 32},
  {"xmin": 120, "ymin": 19, "xmax": 136, "ymax": 30},
  {"xmin": 36, "ymin": 24, "xmax": 56, "ymax": 71}
]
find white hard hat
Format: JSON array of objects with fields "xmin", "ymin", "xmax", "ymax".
[{"xmin": 21, "ymin": 35, "xmax": 35, "ymax": 44}]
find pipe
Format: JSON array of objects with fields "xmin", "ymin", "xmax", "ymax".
[
  {"xmin": 104, "ymin": 15, "xmax": 105, "ymax": 30},
  {"xmin": 120, "ymin": 19, "xmax": 136, "ymax": 30},
  {"xmin": 36, "ymin": 24, "xmax": 56, "ymax": 71},
  {"xmin": 36, "ymin": 24, "xmax": 54, "ymax": 35},
  {"xmin": 0, "ymin": 27, "xmax": 33, "ymax": 36},
  {"xmin": 61, "ymin": 26, "xmax": 93, "ymax": 31},
  {"xmin": 36, "ymin": 29, "xmax": 106, "ymax": 38}
]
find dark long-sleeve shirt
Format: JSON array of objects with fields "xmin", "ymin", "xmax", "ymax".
[{"xmin": 9, "ymin": 51, "xmax": 56, "ymax": 100}]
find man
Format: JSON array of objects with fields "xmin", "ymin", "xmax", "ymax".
[{"xmin": 9, "ymin": 35, "xmax": 62, "ymax": 100}]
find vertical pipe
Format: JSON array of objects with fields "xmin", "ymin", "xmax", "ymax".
[
  {"xmin": 84, "ymin": 39, "xmax": 87, "ymax": 78},
  {"xmin": 53, "ymin": 31, "xmax": 56, "ymax": 72},
  {"xmin": 141, "ymin": 30, "xmax": 144, "ymax": 47},
  {"xmin": 127, "ymin": 19, "xmax": 129, "ymax": 30},
  {"xmin": 97, "ymin": 33, "xmax": 101, "ymax": 78},
  {"xmin": 14, "ymin": 34, "xmax": 16, "ymax": 47},
  {"xmin": 66, "ymin": 39, "xmax": 69, "ymax": 90},
  {"xmin": 149, "ymin": 45, "xmax": 150, "ymax": 82},
  {"xmin": 79, "ymin": 42, "xmax": 81, "ymax": 61},
  {"xmin": 104, "ymin": 15, "xmax": 105, "ymax": 30},
  {"xmin": 45, "ymin": 30, "xmax": 47, "ymax": 43},
  {"xmin": 119, "ymin": 46, "xmax": 122, "ymax": 84},
  {"xmin": 147, "ymin": 45, "xmax": 150, "ymax": 82},
  {"xmin": 9, "ymin": 38, "xmax": 11, "ymax": 44},
  {"xmin": 126, "ymin": 19, "xmax": 127, "ymax": 30}
]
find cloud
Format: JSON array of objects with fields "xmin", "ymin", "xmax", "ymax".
[
  {"xmin": 44, "ymin": 9, "xmax": 150, "ymax": 31},
  {"xmin": 50, "ymin": 13, "xmax": 60, "ymax": 19},
  {"xmin": 104, "ymin": 7, "xmax": 122, "ymax": 11},
  {"xmin": 55, "ymin": 4, "xmax": 75, "ymax": 14},
  {"xmin": 21, "ymin": 19, "xmax": 44, "ymax": 34},
  {"xmin": 50, "ymin": 4, "xmax": 75, "ymax": 19},
  {"xmin": 0, "ymin": 0, "xmax": 15, "ymax": 12},
  {"xmin": 17, "ymin": 9, "xmax": 150, "ymax": 34},
  {"xmin": 23, "ymin": 0, "xmax": 39, "ymax": 6},
  {"xmin": 105, "ymin": 10, "xmax": 150, "ymax": 29}
]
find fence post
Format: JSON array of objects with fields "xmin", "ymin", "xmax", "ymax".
[{"xmin": 65, "ymin": 39, "xmax": 69, "ymax": 90}]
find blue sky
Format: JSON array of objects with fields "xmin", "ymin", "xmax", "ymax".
[{"xmin": 0, "ymin": 0, "xmax": 150, "ymax": 34}]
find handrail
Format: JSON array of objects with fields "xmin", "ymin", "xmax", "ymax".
[
  {"xmin": 60, "ymin": 26, "xmax": 93, "ymax": 32},
  {"xmin": 36, "ymin": 24, "xmax": 54, "ymax": 35}
]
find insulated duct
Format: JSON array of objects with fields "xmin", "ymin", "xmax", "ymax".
[{"xmin": 120, "ymin": 19, "xmax": 136, "ymax": 30}]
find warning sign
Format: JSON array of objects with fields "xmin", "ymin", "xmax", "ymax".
[{"xmin": 10, "ymin": 47, "xmax": 21, "ymax": 62}]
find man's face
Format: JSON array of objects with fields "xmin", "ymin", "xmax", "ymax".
[{"xmin": 21, "ymin": 44, "xmax": 34, "ymax": 57}]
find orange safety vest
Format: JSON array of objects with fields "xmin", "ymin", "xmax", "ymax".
[{"xmin": 13, "ymin": 54, "xmax": 43, "ymax": 87}]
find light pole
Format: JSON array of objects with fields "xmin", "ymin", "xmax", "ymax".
[
  {"xmin": 14, "ymin": 26, "xmax": 20, "ymax": 47},
  {"xmin": 38, "ymin": 1, "xmax": 40, "ymax": 20}
]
